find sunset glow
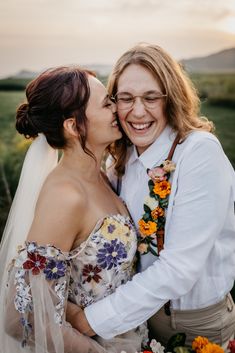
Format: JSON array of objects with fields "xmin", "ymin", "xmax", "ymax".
[{"xmin": 0, "ymin": 0, "xmax": 235, "ymax": 77}]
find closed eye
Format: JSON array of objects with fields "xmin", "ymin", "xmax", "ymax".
[
  {"xmin": 144, "ymin": 96, "xmax": 161, "ymax": 101},
  {"xmin": 118, "ymin": 97, "xmax": 133, "ymax": 102}
]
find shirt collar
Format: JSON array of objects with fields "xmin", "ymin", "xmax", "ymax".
[{"xmin": 127, "ymin": 125, "xmax": 177, "ymax": 169}]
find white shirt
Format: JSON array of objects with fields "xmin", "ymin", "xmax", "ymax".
[{"xmin": 85, "ymin": 126, "xmax": 235, "ymax": 339}]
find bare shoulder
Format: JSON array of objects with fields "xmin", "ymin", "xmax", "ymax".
[
  {"xmin": 38, "ymin": 173, "xmax": 86, "ymax": 209},
  {"xmin": 27, "ymin": 174, "xmax": 87, "ymax": 251}
]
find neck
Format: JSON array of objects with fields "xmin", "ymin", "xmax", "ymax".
[{"xmin": 59, "ymin": 142, "xmax": 105, "ymax": 182}]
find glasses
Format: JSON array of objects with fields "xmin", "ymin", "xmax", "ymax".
[{"xmin": 114, "ymin": 92, "xmax": 167, "ymax": 110}]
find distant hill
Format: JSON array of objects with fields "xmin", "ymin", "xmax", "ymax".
[
  {"xmin": 11, "ymin": 70, "xmax": 38, "ymax": 79},
  {"xmin": 11, "ymin": 64, "xmax": 112, "ymax": 79},
  {"xmin": 181, "ymin": 47, "xmax": 235, "ymax": 73},
  {"xmin": 5, "ymin": 48, "xmax": 235, "ymax": 79}
]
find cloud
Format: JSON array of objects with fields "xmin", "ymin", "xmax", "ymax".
[{"xmin": 0, "ymin": 0, "xmax": 235, "ymax": 76}]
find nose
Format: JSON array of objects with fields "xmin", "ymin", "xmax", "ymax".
[{"xmin": 131, "ymin": 97, "xmax": 146, "ymax": 118}]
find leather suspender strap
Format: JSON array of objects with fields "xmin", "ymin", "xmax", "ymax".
[
  {"xmin": 167, "ymin": 134, "xmax": 181, "ymax": 161},
  {"xmin": 116, "ymin": 176, "xmax": 122, "ymax": 196},
  {"xmin": 163, "ymin": 134, "xmax": 180, "ymax": 316}
]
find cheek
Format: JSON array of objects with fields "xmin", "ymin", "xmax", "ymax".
[{"xmin": 117, "ymin": 111, "xmax": 127, "ymax": 123}]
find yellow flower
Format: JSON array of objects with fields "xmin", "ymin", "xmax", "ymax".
[
  {"xmin": 192, "ymin": 336, "xmax": 210, "ymax": 353},
  {"xmin": 138, "ymin": 219, "xmax": 157, "ymax": 237},
  {"xmin": 151, "ymin": 207, "xmax": 164, "ymax": 220},
  {"xmin": 101, "ymin": 218, "xmax": 131, "ymax": 244},
  {"xmin": 153, "ymin": 180, "xmax": 171, "ymax": 199},
  {"xmin": 201, "ymin": 343, "xmax": 224, "ymax": 353}
]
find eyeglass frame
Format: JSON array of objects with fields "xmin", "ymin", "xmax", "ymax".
[{"xmin": 112, "ymin": 92, "xmax": 167, "ymax": 110}]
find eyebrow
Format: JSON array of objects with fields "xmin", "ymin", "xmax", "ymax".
[{"xmin": 117, "ymin": 90, "xmax": 163, "ymax": 95}]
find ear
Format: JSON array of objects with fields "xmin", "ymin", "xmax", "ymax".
[{"xmin": 63, "ymin": 118, "xmax": 79, "ymax": 137}]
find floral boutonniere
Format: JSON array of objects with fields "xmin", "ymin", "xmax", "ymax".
[{"xmin": 138, "ymin": 159, "xmax": 176, "ymax": 256}]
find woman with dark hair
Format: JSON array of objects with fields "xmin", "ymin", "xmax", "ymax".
[
  {"xmin": 0, "ymin": 66, "xmax": 146, "ymax": 353},
  {"xmin": 67, "ymin": 44, "xmax": 235, "ymax": 351}
]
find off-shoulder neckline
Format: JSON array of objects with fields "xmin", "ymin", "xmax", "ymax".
[
  {"xmin": 68, "ymin": 213, "xmax": 133, "ymax": 258},
  {"xmin": 24, "ymin": 214, "xmax": 133, "ymax": 259}
]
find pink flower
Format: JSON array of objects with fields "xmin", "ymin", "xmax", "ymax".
[
  {"xmin": 147, "ymin": 167, "xmax": 166, "ymax": 182},
  {"xmin": 138, "ymin": 243, "xmax": 148, "ymax": 254},
  {"xmin": 228, "ymin": 340, "xmax": 235, "ymax": 353}
]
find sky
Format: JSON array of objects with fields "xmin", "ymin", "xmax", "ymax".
[{"xmin": 0, "ymin": 0, "xmax": 235, "ymax": 77}]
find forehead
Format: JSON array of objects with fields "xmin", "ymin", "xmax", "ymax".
[
  {"xmin": 88, "ymin": 75, "xmax": 107, "ymax": 102},
  {"xmin": 117, "ymin": 64, "xmax": 161, "ymax": 93}
]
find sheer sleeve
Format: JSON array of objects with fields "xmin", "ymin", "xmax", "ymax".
[{"xmin": 3, "ymin": 241, "xmax": 106, "ymax": 353}]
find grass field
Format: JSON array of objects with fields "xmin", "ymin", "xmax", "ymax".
[{"xmin": 0, "ymin": 90, "xmax": 234, "ymax": 163}]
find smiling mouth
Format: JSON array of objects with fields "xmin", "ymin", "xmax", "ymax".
[
  {"xmin": 129, "ymin": 122, "xmax": 153, "ymax": 131},
  {"xmin": 111, "ymin": 119, "xmax": 119, "ymax": 127}
]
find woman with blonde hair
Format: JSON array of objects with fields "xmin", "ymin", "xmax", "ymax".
[{"xmin": 67, "ymin": 44, "xmax": 235, "ymax": 350}]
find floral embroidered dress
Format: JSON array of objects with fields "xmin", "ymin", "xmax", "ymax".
[{"xmin": 4, "ymin": 214, "xmax": 147, "ymax": 353}]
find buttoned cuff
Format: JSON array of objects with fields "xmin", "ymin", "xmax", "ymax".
[{"xmin": 84, "ymin": 297, "xmax": 122, "ymax": 339}]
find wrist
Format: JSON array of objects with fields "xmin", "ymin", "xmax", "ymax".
[{"xmin": 66, "ymin": 302, "xmax": 95, "ymax": 336}]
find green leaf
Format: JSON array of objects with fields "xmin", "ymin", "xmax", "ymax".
[
  {"xmin": 159, "ymin": 198, "xmax": 168, "ymax": 208},
  {"xmin": 154, "ymin": 194, "xmax": 159, "ymax": 201},
  {"xmin": 166, "ymin": 333, "xmax": 186, "ymax": 352},
  {"xmin": 144, "ymin": 204, "xmax": 152, "ymax": 214},
  {"xmin": 149, "ymin": 246, "xmax": 159, "ymax": 256},
  {"xmin": 142, "ymin": 213, "xmax": 151, "ymax": 221},
  {"xmin": 174, "ymin": 347, "xmax": 192, "ymax": 353}
]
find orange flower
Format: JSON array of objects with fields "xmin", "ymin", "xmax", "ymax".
[
  {"xmin": 201, "ymin": 343, "xmax": 224, "ymax": 353},
  {"xmin": 138, "ymin": 219, "xmax": 157, "ymax": 237},
  {"xmin": 153, "ymin": 180, "xmax": 171, "ymax": 199},
  {"xmin": 151, "ymin": 206, "xmax": 164, "ymax": 220},
  {"xmin": 192, "ymin": 336, "xmax": 209, "ymax": 353}
]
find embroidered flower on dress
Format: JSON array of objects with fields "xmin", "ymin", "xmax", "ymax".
[
  {"xmin": 46, "ymin": 246, "xmax": 60, "ymax": 258},
  {"xmin": 27, "ymin": 242, "xmax": 37, "ymax": 253},
  {"xmin": 20, "ymin": 317, "xmax": 32, "ymax": 332},
  {"xmin": 23, "ymin": 252, "xmax": 47, "ymax": 275},
  {"xmin": 82, "ymin": 264, "xmax": 102, "ymax": 283},
  {"xmin": 14, "ymin": 250, "xmax": 28, "ymax": 267},
  {"xmin": 97, "ymin": 239, "xmax": 127, "ymax": 270},
  {"xmin": 14, "ymin": 283, "xmax": 33, "ymax": 313},
  {"xmin": 44, "ymin": 259, "xmax": 66, "ymax": 280},
  {"xmin": 11, "ymin": 241, "xmax": 70, "ymax": 347},
  {"xmin": 101, "ymin": 217, "xmax": 131, "ymax": 244}
]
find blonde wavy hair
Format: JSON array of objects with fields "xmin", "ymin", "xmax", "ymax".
[{"xmin": 107, "ymin": 43, "xmax": 214, "ymax": 176}]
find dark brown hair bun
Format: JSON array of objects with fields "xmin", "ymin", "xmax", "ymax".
[{"xmin": 15, "ymin": 103, "xmax": 39, "ymax": 138}]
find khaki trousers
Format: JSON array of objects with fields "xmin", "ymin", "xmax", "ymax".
[{"xmin": 148, "ymin": 294, "xmax": 235, "ymax": 352}]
